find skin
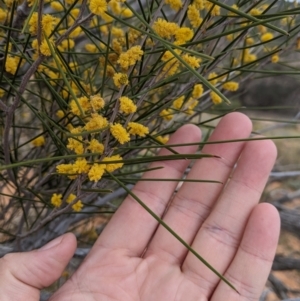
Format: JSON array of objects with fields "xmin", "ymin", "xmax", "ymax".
[{"xmin": 0, "ymin": 112, "xmax": 280, "ymax": 301}]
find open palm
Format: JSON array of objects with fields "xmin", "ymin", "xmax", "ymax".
[{"xmin": 0, "ymin": 113, "xmax": 280, "ymax": 301}]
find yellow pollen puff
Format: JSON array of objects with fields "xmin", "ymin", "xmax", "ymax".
[
  {"xmin": 66, "ymin": 193, "xmax": 77, "ymax": 203},
  {"xmin": 222, "ymin": 81, "xmax": 239, "ymax": 91},
  {"xmin": 73, "ymin": 158, "xmax": 90, "ymax": 174},
  {"xmin": 193, "ymin": 0, "xmax": 206, "ymax": 10},
  {"xmin": 249, "ymin": 8, "xmax": 261, "ymax": 16},
  {"xmin": 210, "ymin": 91, "xmax": 222, "ymax": 105},
  {"xmin": 72, "ymin": 201, "xmax": 84, "ymax": 212},
  {"xmin": 246, "ymin": 37, "xmax": 254, "ymax": 45},
  {"xmin": 181, "ymin": 54, "xmax": 201, "ymax": 69},
  {"xmin": 65, "ymin": 193, "xmax": 84, "ymax": 212},
  {"xmin": 184, "ymin": 98, "xmax": 198, "ymax": 115},
  {"xmin": 271, "ymin": 54, "xmax": 279, "ymax": 63},
  {"xmin": 192, "ymin": 84, "xmax": 204, "ymax": 98},
  {"xmin": 28, "ymin": 12, "xmax": 38, "ymax": 35},
  {"xmin": 85, "ymin": 113, "xmax": 108, "ymax": 132},
  {"xmin": 258, "ymin": 25, "xmax": 267, "ymax": 34},
  {"xmin": 89, "ymin": 0, "xmax": 107, "ymax": 16},
  {"xmin": 226, "ymin": 34, "xmax": 234, "ymax": 41},
  {"xmin": 119, "ymin": 96, "xmax": 137, "ymax": 114},
  {"xmin": 121, "ymin": 8, "xmax": 133, "ymax": 17},
  {"xmin": 208, "ymin": 72, "xmax": 218, "ymax": 85},
  {"xmin": 243, "ymin": 50, "xmax": 257, "ymax": 63},
  {"xmin": 156, "ymin": 135, "xmax": 169, "ymax": 144},
  {"xmin": 99, "ymin": 11, "xmax": 113, "ymax": 22},
  {"xmin": 87, "ymin": 139, "xmax": 104, "ymax": 153},
  {"xmin": 111, "ymin": 26, "xmax": 124, "ymax": 38},
  {"xmin": 47, "ymin": 71, "xmax": 59, "ymax": 81},
  {"xmin": 172, "ymin": 96, "xmax": 185, "ymax": 110},
  {"xmin": 51, "ymin": 193, "xmax": 62, "ymax": 207},
  {"xmin": 0, "ymin": 8, "xmax": 7, "ymax": 23},
  {"xmin": 5, "ymin": 56, "xmax": 18, "ymax": 75},
  {"xmin": 70, "ymin": 8, "xmax": 80, "ymax": 18},
  {"xmin": 70, "ymin": 126, "xmax": 83, "ymax": 135},
  {"xmin": 113, "ymin": 72, "xmax": 129, "ymax": 88},
  {"xmin": 175, "ymin": 27, "xmax": 194, "ymax": 43},
  {"xmin": 165, "ymin": 0, "xmax": 182, "ymax": 11},
  {"xmin": 152, "ymin": 18, "xmax": 179, "ymax": 39},
  {"xmin": 160, "ymin": 109, "xmax": 173, "ymax": 121},
  {"xmin": 188, "ymin": 98, "xmax": 198, "ymax": 110},
  {"xmin": 110, "ymin": 123, "xmax": 130, "ymax": 144},
  {"xmin": 88, "ymin": 163, "xmax": 106, "ymax": 182},
  {"xmin": 103, "ymin": 155, "xmax": 124, "ymax": 172},
  {"xmin": 117, "ymin": 45, "xmax": 144, "ymax": 70},
  {"xmin": 85, "ymin": 43, "xmax": 98, "ymax": 52},
  {"xmin": 187, "ymin": 5, "xmax": 203, "ymax": 28},
  {"xmin": 128, "ymin": 28, "xmax": 141, "ymax": 44},
  {"xmin": 51, "ymin": 1, "xmax": 64, "ymax": 11},
  {"xmin": 109, "ymin": 0, "xmax": 121, "ymax": 14},
  {"xmin": 162, "ymin": 59, "xmax": 180, "ymax": 76},
  {"xmin": 228, "ymin": 4, "xmax": 238, "ymax": 16},
  {"xmin": 69, "ymin": 62, "xmax": 78, "ymax": 70},
  {"xmin": 40, "ymin": 39, "xmax": 53, "ymax": 56},
  {"xmin": 67, "ymin": 138, "xmax": 84, "ymax": 154},
  {"xmin": 206, "ymin": 2, "xmax": 220, "ymax": 16},
  {"xmin": 57, "ymin": 39, "xmax": 75, "ymax": 51},
  {"xmin": 70, "ymin": 96, "xmax": 91, "ymax": 115},
  {"xmin": 127, "ymin": 122, "xmax": 149, "ymax": 137},
  {"xmin": 69, "ymin": 26, "xmax": 82, "ymax": 38},
  {"xmin": 32, "ymin": 136, "xmax": 45, "ymax": 147},
  {"xmin": 42, "ymin": 14, "xmax": 58, "ymax": 37},
  {"xmin": 162, "ymin": 50, "xmax": 180, "ymax": 62},
  {"xmin": 261, "ymin": 32, "xmax": 274, "ymax": 42},
  {"xmin": 56, "ymin": 163, "xmax": 74, "ymax": 177},
  {"xmin": 90, "ymin": 94, "xmax": 105, "ymax": 110},
  {"xmin": 112, "ymin": 39, "xmax": 123, "ymax": 54}
]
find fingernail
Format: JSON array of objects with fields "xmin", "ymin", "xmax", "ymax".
[{"xmin": 38, "ymin": 235, "xmax": 64, "ymax": 251}]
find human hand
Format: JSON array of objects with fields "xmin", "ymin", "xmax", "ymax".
[{"xmin": 0, "ymin": 112, "xmax": 280, "ymax": 301}]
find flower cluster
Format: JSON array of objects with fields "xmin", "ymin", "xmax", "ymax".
[
  {"xmin": 1, "ymin": 0, "xmax": 295, "ymax": 227},
  {"xmin": 29, "ymin": 13, "xmax": 58, "ymax": 57},
  {"xmin": 55, "ymin": 81, "xmax": 149, "ymax": 185},
  {"xmin": 117, "ymin": 46, "xmax": 144, "ymax": 70},
  {"xmin": 51, "ymin": 193, "xmax": 84, "ymax": 212},
  {"xmin": 31, "ymin": 136, "xmax": 45, "ymax": 147}
]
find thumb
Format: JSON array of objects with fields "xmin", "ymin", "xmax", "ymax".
[{"xmin": 0, "ymin": 233, "xmax": 77, "ymax": 301}]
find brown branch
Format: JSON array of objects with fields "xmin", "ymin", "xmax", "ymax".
[
  {"xmin": 3, "ymin": 56, "xmax": 44, "ymax": 183},
  {"xmin": 0, "ymin": 99, "xmax": 8, "ymax": 111},
  {"xmin": 273, "ymin": 255, "xmax": 300, "ymax": 271},
  {"xmin": 37, "ymin": 0, "xmax": 44, "ymax": 48},
  {"xmin": 268, "ymin": 273, "xmax": 289, "ymax": 300},
  {"xmin": 2, "ymin": 0, "xmax": 90, "ymax": 182},
  {"xmin": 11, "ymin": 0, "xmax": 31, "ymax": 39},
  {"xmin": 273, "ymin": 202, "xmax": 300, "ymax": 238}
]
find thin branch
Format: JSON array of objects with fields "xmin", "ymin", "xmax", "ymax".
[
  {"xmin": 11, "ymin": 0, "xmax": 31, "ymax": 39},
  {"xmin": 37, "ymin": 0, "xmax": 44, "ymax": 48},
  {"xmin": 273, "ymin": 255, "xmax": 300, "ymax": 271},
  {"xmin": 0, "ymin": 100, "xmax": 8, "ymax": 111},
  {"xmin": 268, "ymin": 273, "xmax": 289, "ymax": 300}
]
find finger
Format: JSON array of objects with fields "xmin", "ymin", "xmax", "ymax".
[
  {"xmin": 0, "ymin": 233, "xmax": 76, "ymax": 301},
  {"xmin": 145, "ymin": 112, "xmax": 252, "ymax": 263},
  {"xmin": 211, "ymin": 203, "xmax": 280, "ymax": 301},
  {"xmin": 90, "ymin": 124, "xmax": 201, "ymax": 257},
  {"xmin": 182, "ymin": 138, "xmax": 277, "ymax": 297}
]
